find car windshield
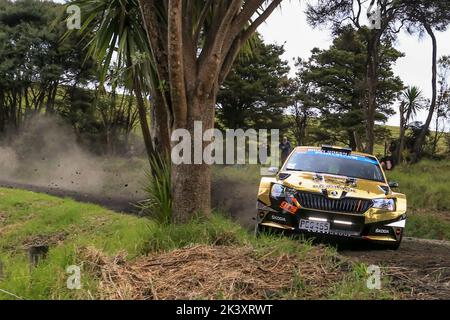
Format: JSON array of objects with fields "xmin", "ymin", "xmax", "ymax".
[{"xmin": 284, "ymin": 149, "xmax": 385, "ymax": 182}]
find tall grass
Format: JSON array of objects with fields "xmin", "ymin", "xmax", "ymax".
[
  {"xmin": 386, "ymin": 159, "xmax": 450, "ymax": 211},
  {"xmin": 385, "ymin": 159, "xmax": 450, "ymax": 240},
  {"xmin": 137, "ymin": 155, "xmax": 172, "ymax": 223}
]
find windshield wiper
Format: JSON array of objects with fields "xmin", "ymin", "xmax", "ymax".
[{"xmin": 285, "ymin": 168, "xmax": 304, "ymax": 172}]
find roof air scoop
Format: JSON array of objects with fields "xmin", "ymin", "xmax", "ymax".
[
  {"xmin": 313, "ymin": 173, "xmax": 324, "ymax": 182},
  {"xmin": 346, "ymin": 177, "xmax": 357, "ymax": 187}
]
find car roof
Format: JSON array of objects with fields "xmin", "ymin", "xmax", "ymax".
[{"xmin": 293, "ymin": 146, "xmax": 377, "ymax": 159}]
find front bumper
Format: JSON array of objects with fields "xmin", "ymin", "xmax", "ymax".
[{"xmin": 257, "ymin": 200, "xmax": 406, "ymax": 243}]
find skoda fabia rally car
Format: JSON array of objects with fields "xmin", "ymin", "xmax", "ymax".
[{"xmin": 256, "ymin": 145, "xmax": 407, "ymax": 249}]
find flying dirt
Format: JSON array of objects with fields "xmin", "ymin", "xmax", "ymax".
[{"xmin": 0, "ymin": 116, "xmax": 147, "ymax": 207}]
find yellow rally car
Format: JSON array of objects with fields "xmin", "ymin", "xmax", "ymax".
[{"xmin": 256, "ymin": 145, "xmax": 407, "ymax": 249}]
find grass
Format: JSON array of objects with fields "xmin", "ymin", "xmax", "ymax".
[
  {"xmin": 0, "ymin": 187, "xmax": 395, "ymax": 300},
  {"xmin": 386, "ymin": 159, "xmax": 450, "ymax": 211},
  {"xmin": 386, "ymin": 159, "xmax": 450, "ymax": 240}
]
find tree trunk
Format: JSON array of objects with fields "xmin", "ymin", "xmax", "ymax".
[
  {"xmin": 348, "ymin": 130, "xmax": 357, "ymax": 151},
  {"xmin": 0, "ymin": 91, "xmax": 4, "ymax": 133},
  {"xmin": 396, "ymin": 103, "xmax": 406, "ymax": 163},
  {"xmin": 413, "ymin": 23, "xmax": 437, "ymax": 162},
  {"xmin": 397, "ymin": 126, "xmax": 406, "ymax": 164},
  {"xmin": 150, "ymin": 90, "xmax": 172, "ymax": 156},
  {"xmin": 171, "ymin": 162, "xmax": 211, "ymax": 223},
  {"xmin": 353, "ymin": 131, "xmax": 364, "ymax": 152},
  {"xmin": 365, "ymin": 34, "xmax": 379, "ymax": 155},
  {"xmin": 133, "ymin": 73, "xmax": 156, "ymax": 164},
  {"xmin": 171, "ymin": 96, "xmax": 215, "ymax": 223}
]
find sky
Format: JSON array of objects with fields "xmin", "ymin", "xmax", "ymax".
[{"xmin": 257, "ymin": 1, "xmax": 450, "ymax": 127}]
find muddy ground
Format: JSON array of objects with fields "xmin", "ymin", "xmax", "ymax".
[{"xmin": 1, "ymin": 178, "xmax": 449, "ymax": 299}]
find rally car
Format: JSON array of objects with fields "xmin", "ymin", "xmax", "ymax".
[{"xmin": 256, "ymin": 145, "xmax": 407, "ymax": 249}]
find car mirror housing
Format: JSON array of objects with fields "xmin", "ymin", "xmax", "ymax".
[
  {"xmin": 268, "ymin": 167, "xmax": 279, "ymax": 174},
  {"xmin": 389, "ymin": 181, "xmax": 399, "ymax": 188}
]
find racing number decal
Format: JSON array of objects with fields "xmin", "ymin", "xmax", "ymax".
[{"xmin": 280, "ymin": 201, "xmax": 298, "ymax": 214}]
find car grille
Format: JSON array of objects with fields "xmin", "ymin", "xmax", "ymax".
[{"xmin": 296, "ymin": 192, "xmax": 372, "ymax": 214}]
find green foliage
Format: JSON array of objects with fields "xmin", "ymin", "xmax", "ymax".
[
  {"xmin": 386, "ymin": 159, "xmax": 450, "ymax": 241},
  {"xmin": 217, "ymin": 37, "xmax": 291, "ymax": 130},
  {"xmin": 69, "ymin": 0, "xmax": 152, "ymax": 88},
  {"xmin": 137, "ymin": 155, "xmax": 172, "ymax": 224},
  {"xmin": 0, "ymin": 0, "xmax": 141, "ymax": 155},
  {"xmin": 387, "ymin": 159, "xmax": 450, "ymax": 211},
  {"xmin": 296, "ymin": 26, "xmax": 404, "ymax": 150},
  {"xmin": 406, "ymin": 214, "xmax": 450, "ymax": 241}
]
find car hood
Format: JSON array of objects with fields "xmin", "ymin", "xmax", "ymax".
[{"xmin": 280, "ymin": 171, "xmax": 389, "ymax": 199}]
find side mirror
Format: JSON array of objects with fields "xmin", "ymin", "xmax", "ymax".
[
  {"xmin": 268, "ymin": 167, "xmax": 279, "ymax": 174},
  {"xmin": 388, "ymin": 181, "xmax": 399, "ymax": 188}
]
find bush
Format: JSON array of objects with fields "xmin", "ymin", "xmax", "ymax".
[{"xmin": 137, "ymin": 155, "xmax": 172, "ymax": 223}]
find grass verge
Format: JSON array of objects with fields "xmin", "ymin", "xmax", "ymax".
[
  {"xmin": 0, "ymin": 187, "xmax": 395, "ymax": 300},
  {"xmin": 386, "ymin": 159, "xmax": 450, "ymax": 241}
]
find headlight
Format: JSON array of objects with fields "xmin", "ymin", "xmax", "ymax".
[
  {"xmin": 271, "ymin": 184, "xmax": 285, "ymax": 198},
  {"xmin": 271, "ymin": 184, "xmax": 297, "ymax": 199},
  {"xmin": 372, "ymin": 198, "xmax": 395, "ymax": 211}
]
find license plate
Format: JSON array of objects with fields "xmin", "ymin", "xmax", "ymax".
[{"xmin": 299, "ymin": 219, "xmax": 330, "ymax": 234}]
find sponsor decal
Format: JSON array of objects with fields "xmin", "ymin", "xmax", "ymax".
[
  {"xmin": 271, "ymin": 215, "xmax": 287, "ymax": 223},
  {"xmin": 305, "ymin": 150, "xmax": 378, "ymax": 165},
  {"xmin": 280, "ymin": 201, "xmax": 298, "ymax": 214},
  {"xmin": 313, "ymin": 184, "xmax": 355, "ymax": 193},
  {"xmin": 375, "ymin": 228, "xmax": 390, "ymax": 234}
]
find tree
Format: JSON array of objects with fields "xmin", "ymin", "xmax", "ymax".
[
  {"xmin": 396, "ymin": 86, "xmax": 424, "ymax": 162},
  {"xmin": 306, "ymin": 0, "xmax": 408, "ymax": 153},
  {"xmin": 431, "ymin": 56, "xmax": 450, "ymax": 155},
  {"xmin": 134, "ymin": 0, "xmax": 284, "ymax": 222},
  {"xmin": 403, "ymin": 0, "xmax": 450, "ymax": 160},
  {"xmin": 0, "ymin": 0, "xmax": 96, "ymax": 132},
  {"xmin": 288, "ymin": 73, "xmax": 317, "ymax": 146},
  {"xmin": 70, "ymin": 0, "xmax": 157, "ymax": 164},
  {"xmin": 217, "ymin": 37, "xmax": 291, "ymax": 130},
  {"xmin": 298, "ymin": 27, "xmax": 403, "ymax": 150}
]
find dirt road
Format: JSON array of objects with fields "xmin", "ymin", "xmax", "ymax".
[
  {"xmin": 212, "ymin": 179, "xmax": 450, "ymax": 299},
  {"xmin": 0, "ymin": 180, "xmax": 140, "ymax": 213},
  {"xmin": 1, "ymin": 179, "xmax": 450, "ymax": 299},
  {"xmin": 340, "ymin": 238, "xmax": 450, "ymax": 299}
]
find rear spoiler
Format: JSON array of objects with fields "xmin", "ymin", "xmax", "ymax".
[{"xmin": 321, "ymin": 145, "xmax": 352, "ymax": 155}]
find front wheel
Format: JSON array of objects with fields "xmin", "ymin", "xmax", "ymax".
[
  {"xmin": 386, "ymin": 234, "xmax": 403, "ymax": 250},
  {"xmin": 254, "ymin": 223, "xmax": 264, "ymax": 237},
  {"xmin": 254, "ymin": 223, "xmax": 271, "ymax": 237}
]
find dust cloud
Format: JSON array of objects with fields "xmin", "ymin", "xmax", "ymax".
[{"xmin": 0, "ymin": 116, "xmax": 147, "ymax": 200}]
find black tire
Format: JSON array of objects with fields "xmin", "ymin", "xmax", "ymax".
[
  {"xmin": 254, "ymin": 224, "xmax": 265, "ymax": 237},
  {"xmin": 255, "ymin": 223, "xmax": 271, "ymax": 237},
  {"xmin": 254, "ymin": 223, "xmax": 261, "ymax": 237},
  {"xmin": 386, "ymin": 234, "xmax": 403, "ymax": 250}
]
